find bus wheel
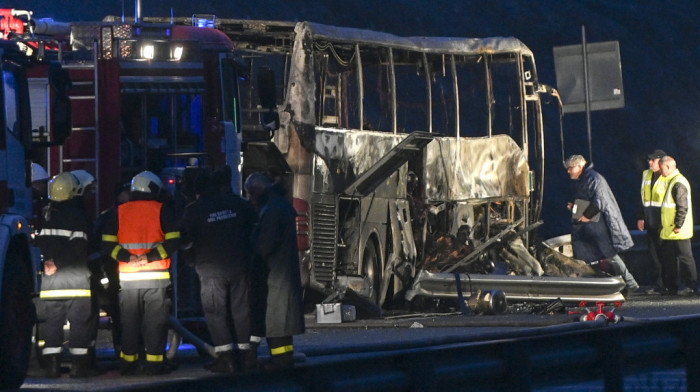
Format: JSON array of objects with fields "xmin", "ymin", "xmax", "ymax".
[
  {"xmin": 362, "ymin": 240, "xmax": 381, "ymax": 304},
  {"xmin": 0, "ymin": 242, "xmax": 35, "ymax": 390}
]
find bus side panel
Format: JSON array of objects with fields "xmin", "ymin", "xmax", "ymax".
[{"xmin": 425, "ymin": 135, "xmax": 530, "ymax": 201}]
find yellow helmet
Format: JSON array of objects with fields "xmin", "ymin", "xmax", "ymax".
[{"xmin": 48, "ymin": 172, "xmax": 79, "ymax": 202}]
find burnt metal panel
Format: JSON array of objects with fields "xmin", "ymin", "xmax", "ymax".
[
  {"xmin": 425, "ymin": 134, "xmax": 530, "ymax": 201},
  {"xmin": 342, "ymin": 131, "xmax": 433, "ymax": 197}
]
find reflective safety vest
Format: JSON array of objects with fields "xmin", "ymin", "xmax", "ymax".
[
  {"xmin": 640, "ymin": 169, "xmax": 668, "ymax": 208},
  {"xmin": 660, "ymin": 171, "xmax": 693, "ymax": 240},
  {"xmin": 115, "ymin": 200, "xmax": 172, "ymax": 281}
]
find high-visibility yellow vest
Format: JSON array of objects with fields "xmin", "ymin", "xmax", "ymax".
[
  {"xmin": 640, "ymin": 169, "xmax": 668, "ymax": 208},
  {"xmin": 660, "ymin": 171, "xmax": 693, "ymax": 240}
]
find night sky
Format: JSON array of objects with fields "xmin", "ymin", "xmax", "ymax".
[{"xmin": 7, "ymin": 0, "xmax": 700, "ymax": 239}]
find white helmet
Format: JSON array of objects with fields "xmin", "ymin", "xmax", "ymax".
[
  {"xmin": 31, "ymin": 163, "xmax": 49, "ymax": 183},
  {"xmin": 48, "ymin": 172, "xmax": 79, "ymax": 202},
  {"xmin": 131, "ymin": 171, "xmax": 163, "ymax": 194},
  {"xmin": 71, "ymin": 169, "xmax": 96, "ymax": 196}
]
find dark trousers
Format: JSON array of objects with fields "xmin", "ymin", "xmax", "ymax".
[
  {"xmin": 119, "ymin": 287, "xmax": 170, "ymax": 360},
  {"xmin": 661, "ymin": 238, "xmax": 698, "ymax": 291},
  {"xmin": 646, "ymin": 227, "xmax": 664, "ymax": 286},
  {"xmin": 39, "ymin": 297, "xmax": 94, "ymax": 353},
  {"xmin": 200, "ymin": 275, "xmax": 251, "ymax": 349},
  {"xmin": 249, "ymin": 260, "xmax": 269, "ymax": 338}
]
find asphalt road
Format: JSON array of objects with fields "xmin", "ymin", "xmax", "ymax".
[{"xmin": 18, "ymin": 291, "xmax": 700, "ymax": 391}]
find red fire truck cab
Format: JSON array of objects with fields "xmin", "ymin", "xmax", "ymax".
[{"xmin": 19, "ymin": 12, "xmax": 243, "ymax": 219}]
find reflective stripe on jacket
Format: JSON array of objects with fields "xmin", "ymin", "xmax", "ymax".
[{"xmin": 660, "ymin": 171, "xmax": 693, "ymax": 240}]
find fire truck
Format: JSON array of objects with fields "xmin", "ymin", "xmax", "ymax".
[
  {"xmin": 0, "ymin": 7, "xmax": 247, "ymax": 373},
  {"xmin": 11, "ymin": 10, "xmax": 242, "ymax": 220},
  {"xmin": 0, "ymin": 9, "xmax": 76, "ymax": 389}
]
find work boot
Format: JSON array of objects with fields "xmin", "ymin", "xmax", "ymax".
[
  {"xmin": 42, "ymin": 354, "xmax": 62, "ymax": 378},
  {"xmin": 207, "ymin": 351, "xmax": 237, "ymax": 374},
  {"xmin": 142, "ymin": 361, "xmax": 172, "ymax": 376},
  {"xmin": 70, "ymin": 354, "xmax": 105, "ymax": 378},
  {"xmin": 238, "ymin": 348, "xmax": 258, "ymax": 372},
  {"xmin": 262, "ymin": 351, "xmax": 294, "ymax": 372},
  {"xmin": 119, "ymin": 359, "xmax": 140, "ymax": 376}
]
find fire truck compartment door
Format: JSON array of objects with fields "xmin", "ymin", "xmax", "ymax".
[{"xmin": 342, "ymin": 131, "xmax": 434, "ymax": 197}]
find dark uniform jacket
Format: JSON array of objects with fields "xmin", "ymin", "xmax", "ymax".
[
  {"xmin": 35, "ymin": 200, "xmax": 92, "ymax": 298},
  {"xmin": 252, "ymin": 191, "xmax": 305, "ymax": 338},
  {"xmin": 180, "ymin": 191, "xmax": 257, "ymax": 277},
  {"xmin": 571, "ymin": 165, "xmax": 633, "ymax": 262}
]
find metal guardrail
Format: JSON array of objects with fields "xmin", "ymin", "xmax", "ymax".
[{"xmin": 138, "ymin": 314, "xmax": 700, "ymax": 392}]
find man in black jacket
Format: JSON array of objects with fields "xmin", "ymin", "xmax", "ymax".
[
  {"xmin": 181, "ymin": 168, "xmax": 258, "ymax": 373},
  {"xmin": 35, "ymin": 172, "xmax": 101, "ymax": 378}
]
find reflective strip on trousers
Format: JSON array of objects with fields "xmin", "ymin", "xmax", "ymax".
[
  {"xmin": 146, "ymin": 354, "xmax": 164, "ymax": 362},
  {"xmin": 215, "ymin": 343, "xmax": 234, "ymax": 353},
  {"xmin": 270, "ymin": 345, "xmax": 294, "ymax": 356},
  {"xmin": 121, "ymin": 352, "xmax": 139, "ymax": 362},
  {"xmin": 40, "ymin": 289, "xmax": 91, "ymax": 298}
]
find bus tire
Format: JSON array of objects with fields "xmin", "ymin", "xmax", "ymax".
[
  {"xmin": 0, "ymin": 240, "xmax": 35, "ymax": 390},
  {"xmin": 362, "ymin": 239, "xmax": 381, "ymax": 304}
]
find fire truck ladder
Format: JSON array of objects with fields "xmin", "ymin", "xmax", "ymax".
[{"xmin": 59, "ymin": 43, "xmax": 100, "ymax": 218}]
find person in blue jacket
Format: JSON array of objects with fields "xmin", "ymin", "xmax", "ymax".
[{"xmin": 565, "ymin": 155, "xmax": 640, "ymax": 293}]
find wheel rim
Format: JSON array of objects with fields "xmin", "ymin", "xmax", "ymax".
[{"xmin": 362, "ymin": 241, "xmax": 381, "ymax": 303}]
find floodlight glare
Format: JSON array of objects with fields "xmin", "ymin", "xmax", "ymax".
[
  {"xmin": 142, "ymin": 44, "xmax": 155, "ymax": 59},
  {"xmin": 173, "ymin": 46, "xmax": 183, "ymax": 60}
]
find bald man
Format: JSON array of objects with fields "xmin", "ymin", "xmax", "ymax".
[{"xmin": 659, "ymin": 156, "xmax": 697, "ymax": 296}]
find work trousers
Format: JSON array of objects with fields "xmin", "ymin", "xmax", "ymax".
[
  {"xmin": 661, "ymin": 239, "xmax": 698, "ymax": 291},
  {"xmin": 39, "ymin": 297, "xmax": 94, "ymax": 354},
  {"xmin": 200, "ymin": 275, "xmax": 251, "ymax": 351},
  {"xmin": 646, "ymin": 227, "xmax": 664, "ymax": 287},
  {"xmin": 119, "ymin": 287, "xmax": 170, "ymax": 359}
]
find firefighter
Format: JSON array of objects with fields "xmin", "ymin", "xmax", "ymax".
[
  {"xmin": 101, "ymin": 171, "xmax": 181, "ymax": 376},
  {"xmin": 34, "ymin": 172, "xmax": 101, "ymax": 378},
  {"xmin": 244, "ymin": 173, "xmax": 305, "ymax": 371},
  {"xmin": 91, "ymin": 182, "xmax": 131, "ymax": 357},
  {"xmin": 180, "ymin": 168, "xmax": 258, "ymax": 373}
]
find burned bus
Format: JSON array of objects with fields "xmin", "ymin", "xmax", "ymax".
[{"xmin": 142, "ymin": 18, "xmax": 626, "ymax": 306}]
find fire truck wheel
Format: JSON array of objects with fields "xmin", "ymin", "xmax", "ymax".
[
  {"xmin": 0, "ymin": 240, "xmax": 35, "ymax": 390},
  {"xmin": 362, "ymin": 240, "xmax": 381, "ymax": 304}
]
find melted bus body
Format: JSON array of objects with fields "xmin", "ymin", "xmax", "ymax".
[{"xmin": 200, "ymin": 20, "xmax": 550, "ymax": 305}]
